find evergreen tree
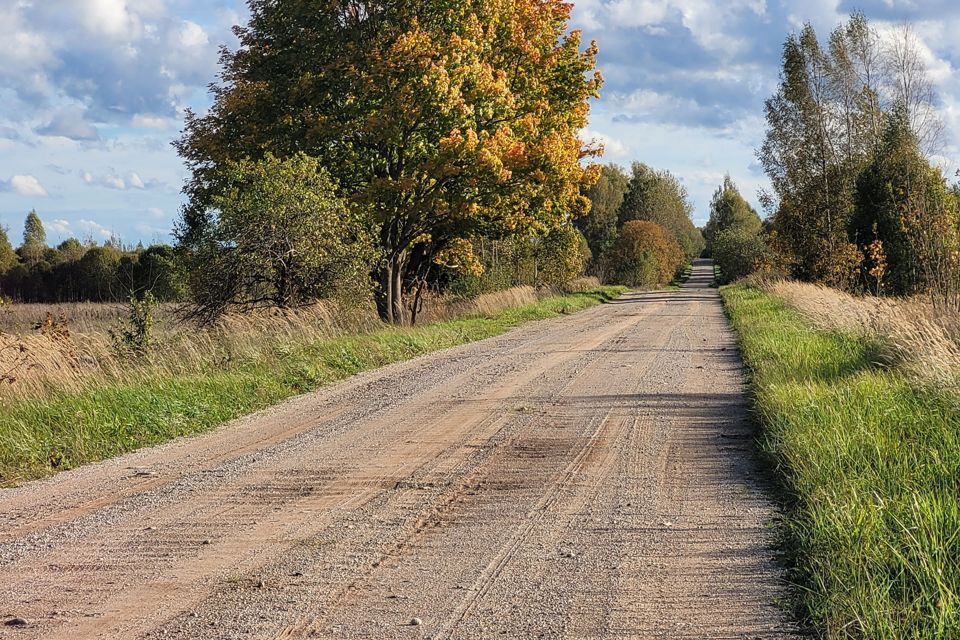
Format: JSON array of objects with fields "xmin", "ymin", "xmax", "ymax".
[
  {"xmin": 703, "ymin": 176, "xmax": 762, "ymax": 255},
  {"xmin": 0, "ymin": 226, "xmax": 18, "ymax": 272},
  {"xmin": 20, "ymin": 209, "xmax": 48, "ymax": 266},
  {"xmin": 851, "ymin": 110, "xmax": 957, "ymax": 295}
]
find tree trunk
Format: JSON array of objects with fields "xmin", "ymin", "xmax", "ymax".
[
  {"xmin": 375, "ymin": 252, "xmax": 408, "ymax": 324},
  {"xmin": 391, "ymin": 260, "xmax": 404, "ymax": 324}
]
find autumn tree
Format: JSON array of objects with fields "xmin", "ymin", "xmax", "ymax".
[
  {"xmin": 578, "ymin": 164, "xmax": 629, "ymax": 260},
  {"xmin": 177, "ymin": 0, "xmax": 601, "ymax": 323},
  {"xmin": 535, "ymin": 225, "xmax": 591, "ymax": 288},
  {"xmin": 605, "ymin": 220, "xmax": 683, "ymax": 288},
  {"xmin": 183, "ymin": 154, "xmax": 374, "ymax": 322},
  {"xmin": 617, "ymin": 163, "xmax": 703, "ymax": 263}
]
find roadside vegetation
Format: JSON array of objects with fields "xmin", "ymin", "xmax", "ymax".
[
  {"xmin": 0, "ymin": 284, "xmax": 623, "ymax": 486},
  {"xmin": 0, "ymin": 0, "xmax": 697, "ymax": 488},
  {"xmin": 715, "ymin": 12, "xmax": 960, "ymax": 639},
  {"xmin": 724, "ymin": 281, "xmax": 959, "ymax": 638}
]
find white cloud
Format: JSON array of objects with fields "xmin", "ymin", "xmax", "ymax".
[
  {"xmin": 103, "ymin": 174, "xmax": 127, "ymax": 190},
  {"xmin": 37, "ymin": 108, "xmax": 101, "ymax": 141},
  {"xmin": 76, "ymin": 218, "xmax": 113, "ymax": 239},
  {"xmin": 131, "ymin": 114, "xmax": 171, "ymax": 129},
  {"xmin": 607, "ymin": 0, "xmax": 672, "ymax": 27},
  {"xmin": 78, "ymin": 168, "xmax": 162, "ymax": 191},
  {"xmin": 4, "ymin": 175, "xmax": 49, "ymax": 197},
  {"xmin": 75, "ymin": 0, "xmax": 145, "ymax": 41},
  {"xmin": 45, "ymin": 218, "xmax": 73, "ymax": 236},
  {"xmin": 582, "ymin": 128, "xmax": 629, "ymax": 158},
  {"xmin": 179, "ymin": 21, "xmax": 209, "ymax": 49}
]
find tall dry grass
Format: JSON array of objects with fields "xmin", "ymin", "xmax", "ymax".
[
  {"xmin": 0, "ymin": 300, "xmax": 379, "ymax": 401},
  {"xmin": 0, "ymin": 285, "xmax": 576, "ymax": 404},
  {"xmin": 760, "ymin": 279, "xmax": 960, "ymax": 383}
]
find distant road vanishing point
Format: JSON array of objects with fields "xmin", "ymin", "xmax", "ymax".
[{"xmin": 0, "ymin": 260, "xmax": 797, "ymax": 639}]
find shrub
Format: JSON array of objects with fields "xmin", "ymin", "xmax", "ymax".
[
  {"xmin": 605, "ymin": 220, "xmax": 683, "ymax": 287},
  {"xmin": 183, "ymin": 153, "xmax": 376, "ymax": 323},
  {"xmin": 712, "ymin": 228, "xmax": 770, "ymax": 284},
  {"xmin": 537, "ymin": 226, "xmax": 591, "ymax": 288}
]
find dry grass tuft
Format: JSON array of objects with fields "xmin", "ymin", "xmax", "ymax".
[{"xmin": 761, "ymin": 279, "xmax": 960, "ymax": 383}]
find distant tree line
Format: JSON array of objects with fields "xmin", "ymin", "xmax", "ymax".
[
  {"xmin": 0, "ymin": 210, "xmax": 185, "ymax": 303},
  {"xmin": 576, "ymin": 162, "xmax": 704, "ymax": 288}
]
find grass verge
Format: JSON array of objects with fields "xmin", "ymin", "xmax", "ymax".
[
  {"xmin": 0, "ymin": 287, "xmax": 624, "ymax": 486},
  {"xmin": 721, "ymin": 284, "xmax": 959, "ymax": 639}
]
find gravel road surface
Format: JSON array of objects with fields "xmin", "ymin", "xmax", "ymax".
[{"xmin": 0, "ymin": 260, "xmax": 797, "ymax": 639}]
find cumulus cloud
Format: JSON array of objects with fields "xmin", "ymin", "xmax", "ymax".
[
  {"xmin": 582, "ymin": 128, "xmax": 629, "ymax": 158},
  {"xmin": 131, "ymin": 114, "xmax": 172, "ymax": 129},
  {"xmin": 76, "ymin": 218, "xmax": 113, "ymax": 240},
  {"xmin": 1, "ymin": 1, "xmax": 234, "ymax": 127},
  {"xmin": 36, "ymin": 108, "xmax": 100, "ymax": 141},
  {"xmin": 45, "ymin": 218, "xmax": 73, "ymax": 236},
  {"xmin": 2, "ymin": 175, "xmax": 49, "ymax": 197},
  {"xmin": 80, "ymin": 169, "xmax": 159, "ymax": 191}
]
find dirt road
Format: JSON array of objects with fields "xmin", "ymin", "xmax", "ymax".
[{"xmin": 0, "ymin": 260, "xmax": 796, "ymax": 639}]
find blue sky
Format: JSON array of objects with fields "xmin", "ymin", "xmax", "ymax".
[{"xmin": 2, "ymin": 0, "xmax": 960, "ymax": 245}]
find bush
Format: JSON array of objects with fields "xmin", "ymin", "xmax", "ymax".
[
  {"xmin": 604, "ymin": 220, "xmax": 684, "ymax": 287},
  {"xmin": 712, "ymin": 228, "xmax": 769, "ymax": 284},
  {"xmin": 110, "ymin": 292, "xmax": 158, "ymax": 358},
  {"xmin": 537, "ymin": 226, "xmax": 591, "ymax": 288},
  {"xmin": 183, "ymin": 153, "xmax": 375, "ymax": 322}
]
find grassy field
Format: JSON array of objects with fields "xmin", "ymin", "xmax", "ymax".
[
  {"xmin": 0, "ymin": 286, "xmax": 624, "ymax": 486},
  {"xmin": 722, "ymin": 284, "xmax": 959, "ymax": 639}
]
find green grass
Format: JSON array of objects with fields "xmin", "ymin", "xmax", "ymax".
[
  {"xmin": 722, "ymin": 284, "xmax": 960, "ymax": 639},
  {"xmin": 0, "ymin": 287, "xmax": 624, "ymax": 486}
]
